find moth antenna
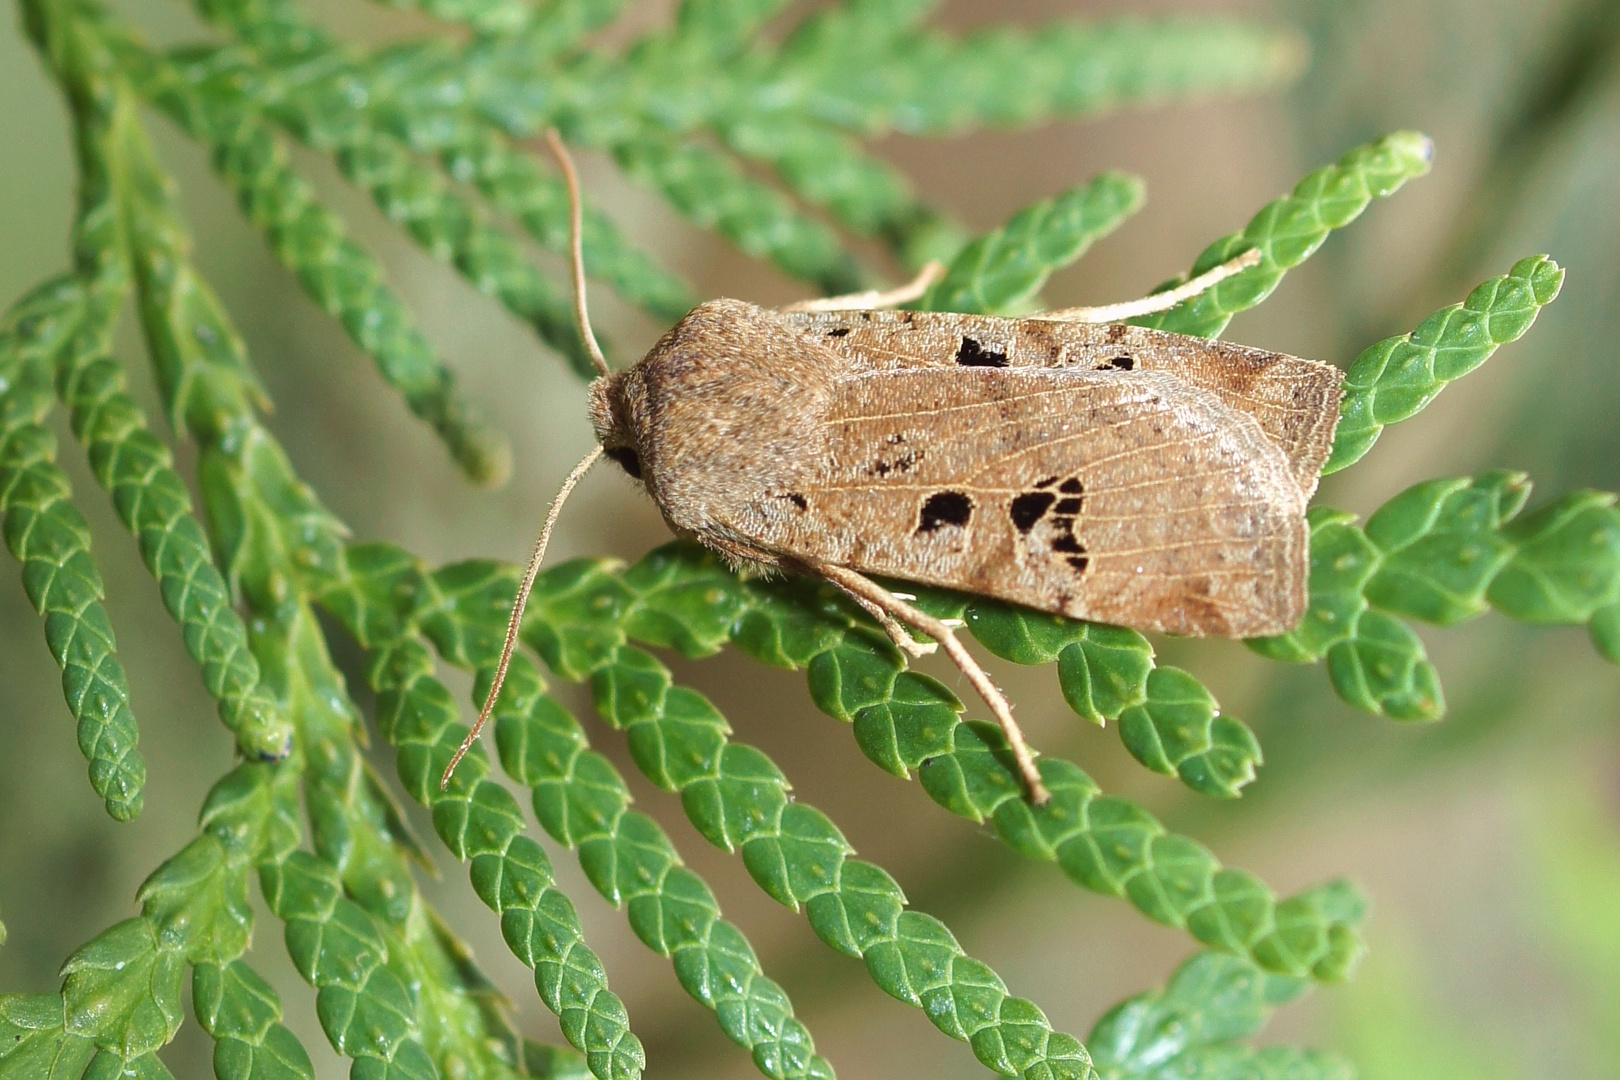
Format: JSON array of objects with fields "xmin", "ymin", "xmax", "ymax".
[
  {"xmin": 441, "ymin": 443, "xmax": 605, "ymax": 789},
  {"xmin": 1036, "ymin": 247, "xmax": 1263, "ymax": 324},
  {"xmin": 811, "ymin": 561, "xmax": 1051, "ymax": 804},
  {"xmin": 780, "ymin": 261, "xmax": 946, "ymax": 313},
  {"xmin": 544, "ymin": 129, "xmax": 611, "ymax": 378}
]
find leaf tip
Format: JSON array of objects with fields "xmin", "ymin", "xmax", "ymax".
[
  {"xmin": 1522, "ymin": 254, "xmax": 1566, "ymax": 305},
  {"xmin": 1378, "ymin": 130, "xmax": 1435, "ymax": 179}
]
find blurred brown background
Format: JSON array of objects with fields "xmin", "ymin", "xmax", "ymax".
[{"xmin": 3, "ymin": 1, "xmax": 1619, "ymax": 1077}]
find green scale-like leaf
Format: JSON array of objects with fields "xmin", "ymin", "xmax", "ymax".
[
  {"xmin": 194, "ymin": 961, "xmax": 318, "ymax": 1080},
  {"xmin": 534, "ymin": 546, "xmax": 1362, "ymax": 982},
  {"xmin": 434, "ymin": 127, "xmax": 694, "ymax": 323},
  {"xmin": 59, "ymin": 920, "xmax": 185, "ymax": 1061},
  {"xmin": 59, "ymin": 352, "xmax": 293, "ymax": 761},
  {"xmin": 155, "ymin": 0, "xmax": 693, "ymax": 342},
  {"xmin": 253, "ymin": 602, "xmax": 532, "ymax": 1080},
  {"xmin": 322, "ymin": 544, "xmax": 808, "ymax": 1080},
  {"xmin": 360, "ymin": 541, "xmax": 1361, "ymax": 1080},
  {"xmin": 717, "ymin": 120, "xmax": 964, "ymax": 269},
  {"xmin": 15, "ymin": 0, "xmax": 1603, "ymax": 1077},
  {"xmin": 8, "ymin": 821, "xmax": 258, "ymax": 1070},
  {"xmin": 0, "ymin": 995, "xmax": 96, "ymax": 1080},
  {"xmin": 355, "ymin": 30, "xmax": 699, "ymax": 330},
  {"xmin": 1328, "ymin": 255, "xmax": 1564, "ymax": 473},
  {"xmin": 371, "ymin": 0, "xmax": 536, "ymax": 37},
  {"xmin": 777, "ymin": 16, "xmax": 1305, "ymax": 138},
  {"xmin": 366, "ymin": 636, "xmax": 648, "ymax": 1080},
  {"xmin": 364, "ymin": 11, "xmax": 1303, "ymax": 288},
  {"xmin": 0, "ymin": 759, "xmax": 304, "ymax": 1071},
  {"xmin": 259, "ymin": 851, "xmax": 428, "ymax": 1067},
  {"xmin": 921, "ymin": 173, "xmax": 1146, "ymax": 314},
  {"xmin": 1136, "ymin": 131, "xmax": 1434, "ymax": 339},
  {"xmin": 326, "ymin": 546, "xmax": 1109, "ymax": 1079},
  {"xmin": 120, "ymin": 43, "xmax": 510, "ymax": 484},
  {"xmin": 151, "ymin": 0, "xmax": 614, "ymax": 381},
  {"xmin": 1253, "ymin": 471, "xmax": 1620, "ymax": 713},
  {"xmin": 48, "ymin": 16, "xmax": 295, "ymax": 763},
  {"xmin": 0, "ymin": 277, "xmax": 146, "ymax": 821},
  {"xmin": 615, "ymin": 137, "xmax": 865, "ymax": 295},
  {"xmin": 1088, "ymin": 952, "xmax": 1353, "ymax": 1080},
  {"xmin": 307, "ymin": 546, "xmax": 646, "ymax": 1080},
  {"xmin": 537, "ymin": 647, "xmax": 1097, "ymax": 1080},
  {"xmin": 48, "ymin": 16, "xmax": 576, "ymax": 1074},
  {"xmin": 1227, "ymin": 254, "xmax": 1576, "ymax": 713}
]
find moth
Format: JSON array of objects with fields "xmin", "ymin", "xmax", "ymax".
[{"xmin": 443, "ymin": 132, "xmax": 1344, "ymax": 804}]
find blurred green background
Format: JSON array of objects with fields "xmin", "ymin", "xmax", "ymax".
[{"xmin": 3, "ymin": 0, "xmax": 1618, "ymax": 1077}]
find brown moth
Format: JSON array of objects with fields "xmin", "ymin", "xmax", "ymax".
[{"xmin": 443, "ymin": 132, "xmax": 1344, "ymax": 804}]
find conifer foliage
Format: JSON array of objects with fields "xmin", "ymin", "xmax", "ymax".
[{"xmin": 2, "ymin": 1, "xmax": 1617, "ymax": 1078}]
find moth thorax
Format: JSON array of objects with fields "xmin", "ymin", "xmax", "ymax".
[{"xmin": 586, "ymin": 371, "xmax": 644, "ymax": 480}]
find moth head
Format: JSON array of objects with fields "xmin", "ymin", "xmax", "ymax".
[{"xmin": 587, "ymin": 370, "xmax": 644, "ymax": 482}]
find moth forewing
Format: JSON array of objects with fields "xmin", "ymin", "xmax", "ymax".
[
  {"xmin": 593, "ymin": 301, "xmax": 1318, "ymax": 638},
  {"xmin": 754, "ymin": 365, "xmax": 1310, "ymax": 637},
  {"xmin": 781, "ymin": 309, "xmax": 1343, "ymax": 499}
]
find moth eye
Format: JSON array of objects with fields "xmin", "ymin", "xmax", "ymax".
[
  {"xmin": 955, "ymin": 337, "xmax": 1009, "ymax": 368},
  {"xmin": 1106, "ymin": 355, "xmax": 1135, "ymax": 371},
  {"xmin": 917, "ymin": 490, "xmax": 973, "ymax": 533},
  {"xmin": 606, "ymin": 446, "xmax": 643, "ymax": 480}
]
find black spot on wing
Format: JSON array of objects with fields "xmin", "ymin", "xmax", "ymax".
[
  {"xmin": 1013, "ymin": 473, "xmax": 1090, "ymax": 575},
  {"xmin": 917, "ymin": 491, "xmax": 973, "ymax": 533},
  {"xmin": 956, "ymin": 337, "xmax": 1009, "ymax": 368},
  {"xmin": 1106, "ymin": 355, "xmax": 1135, "ymax": 371},
  {"xmin": 786, "ymin": 493, "xmax": 808, "ymax": 510},
  {"xmin": 1052, "ymin": 532, "xmax": 1085, "ymax": 555},
  {"xmin": 1010, "ymin": 491, "xmax": 1056, "ymax": 533},
  {"xmin": 827, "ymin": 328, "xmax": 851, "ymax": 338},
  {"xmin": 872, "ymin": 451, "xmax": 919, "ymax": 477}
]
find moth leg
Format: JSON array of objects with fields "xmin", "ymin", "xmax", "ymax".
[
  {"xmin": 1036, "ymin": 248, "xmax": 1261, "ymax": 323},
  {"xmin": 824, "ymin": 577, "xmax": 939, "ymax": 658},
  {"xmin": 811, "ymin": 562, "xmax": 1051, "ymax": 804},
  {"xmin": 779, "ymin": 261, "xmax": 946, "ymax": 313}
]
